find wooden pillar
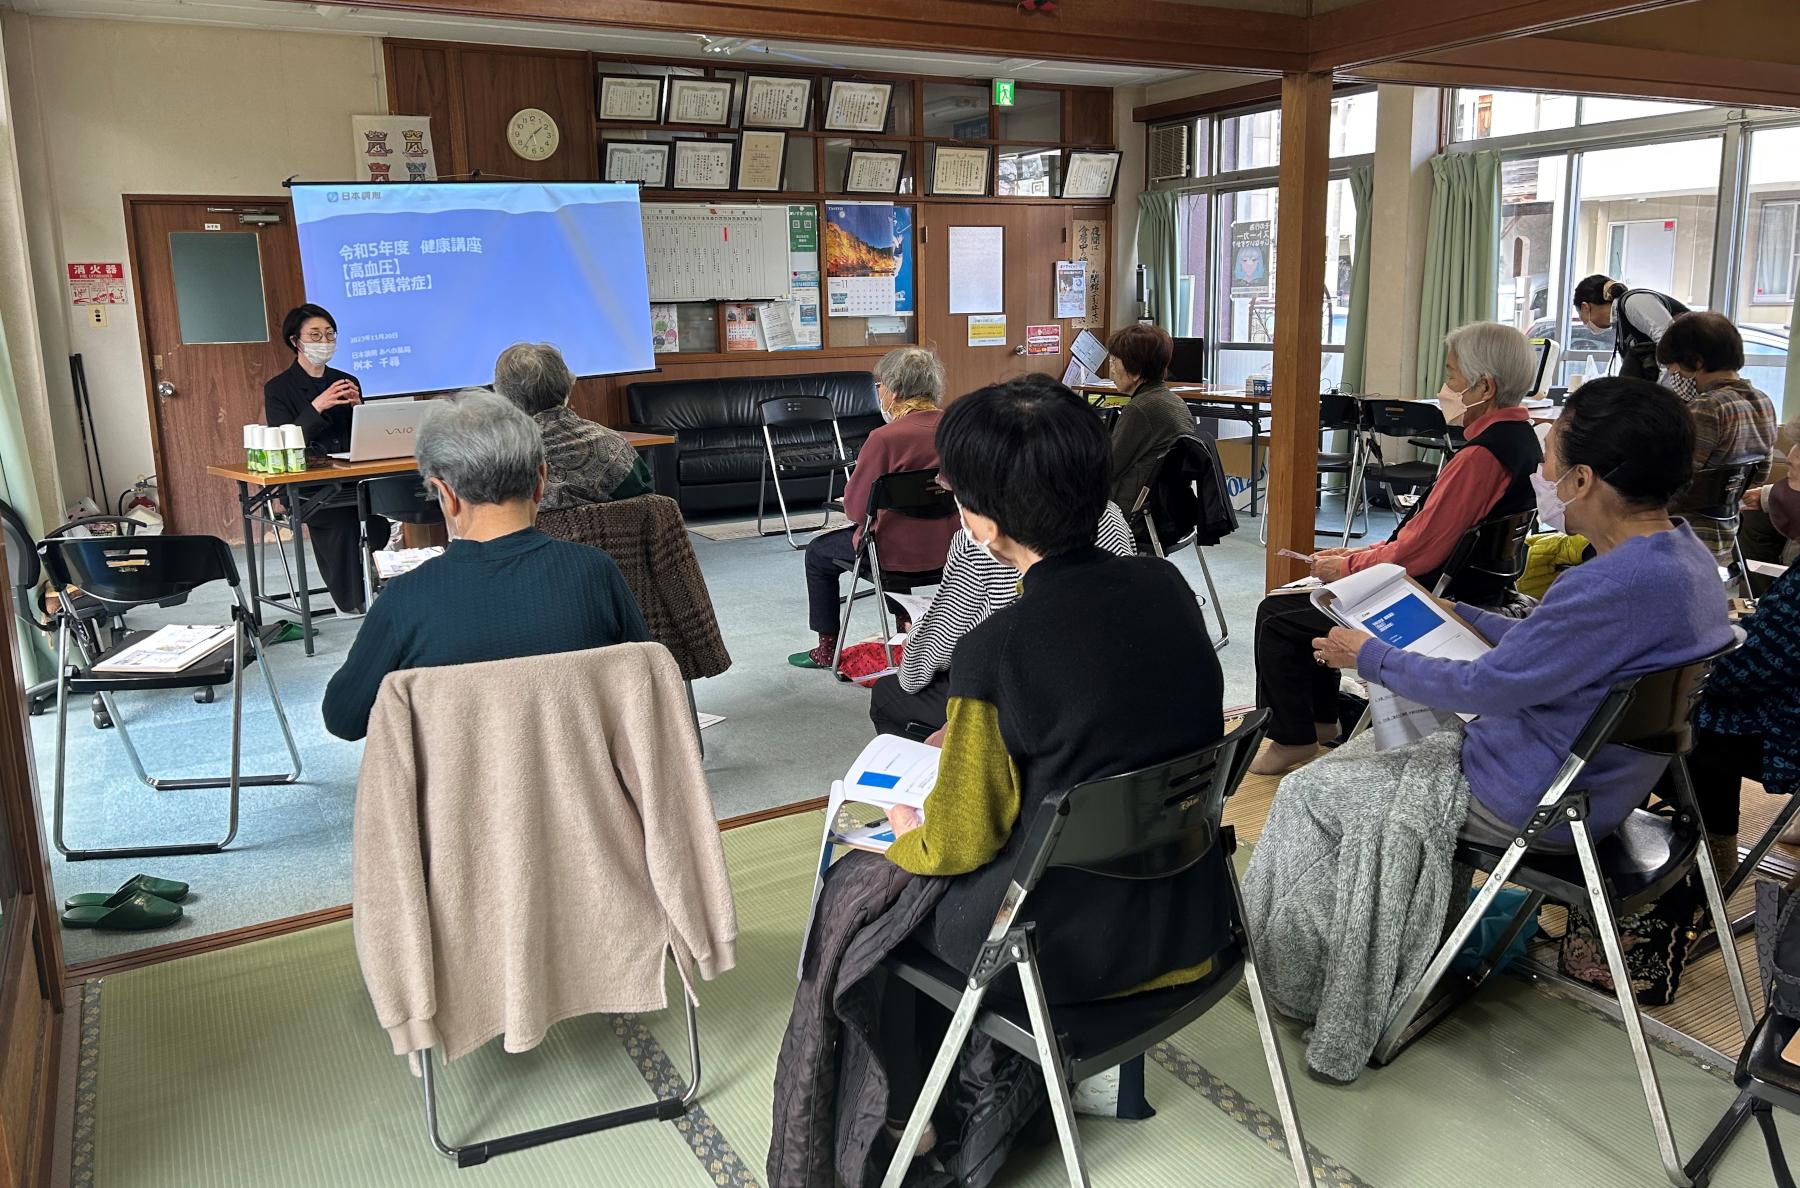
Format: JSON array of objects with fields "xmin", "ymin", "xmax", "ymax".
[{"xmin": 1265, "ymin": 71, "xmax": 1333, "ymax": 589}]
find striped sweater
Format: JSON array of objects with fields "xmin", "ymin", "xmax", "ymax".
[{"xmin": 897, "ymin": 502, "xmax": 1135, "ymax": 694}]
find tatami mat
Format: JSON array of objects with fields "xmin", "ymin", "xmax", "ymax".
[{"xmin": 82, "ymin": 810, "xmax": 1799, "ymax": 1187}]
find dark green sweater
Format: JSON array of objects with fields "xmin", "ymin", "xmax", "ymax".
[{"xmin": 322, "ymin": 527, "xmax": 651, "ymax": 741}]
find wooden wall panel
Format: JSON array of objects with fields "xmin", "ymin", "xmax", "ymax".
[
  {"xmin": 459, "ymin": 48, "xmax": 597, "ymax": 180},
  {"xmin": 385, "ymin": 42, "xmax": 465, "ymax": 175},
  {"xmin": 1064, "ymin": 89, "xmax": 1114, "ymax": 147}
]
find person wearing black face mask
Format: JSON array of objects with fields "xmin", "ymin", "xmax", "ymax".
[{"xmin": 263, "ymin": 303, "xmax": 386, "ymax": 614}]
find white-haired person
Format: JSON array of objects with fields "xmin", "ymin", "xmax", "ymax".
[
  {"xmin": 790, "ymin": 346, "xmax": 959, "ymax": 670},
  {"xmin": 492, "ymin": 341, "xmax": 653, "ymax": 509},
  {"xmin": 322, "ymin": 390, "xmax": 650, "ymax": 741},
  {"xmin": 1249, "ymin": 321, "xmax": 1544, "ymax": 775}
]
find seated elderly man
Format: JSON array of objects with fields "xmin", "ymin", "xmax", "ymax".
[
  {"xmin": 1250, "ymin": 321, "xmax": 1544, "ymax": 775},
  {"xmin": 322, "ymin": 390, "xmax": 650, "ymax": 741},
  {"xmin": 493, "ymin": 341, "xmax": 653, "ymax": 510}
]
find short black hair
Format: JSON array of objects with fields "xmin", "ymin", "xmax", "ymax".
[
  {"xmin": 280, "ymin": 304, "xmax": 337, "ymax": 354},
  {"xmin": 1572, "ymin": 274, "xmax": 1622, "ymax": 308},
  {"xmin": 1656, "ymin": 311, "xmax": 1744, "ymax": 373},
  {"xmin": 935, "ymin": 373, "xmax": 1108, "ymax": 558},
  {"xmin": 1556, "ymin": 376, "xmax": 1695, "ymax": 509},
  {"xmin": 1106, "ymin": 324, "xmax": 1173, "ymax": 387}
]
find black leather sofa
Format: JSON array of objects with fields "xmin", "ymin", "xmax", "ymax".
[{"xmin": 625, "ymin": 371, "xmax": 882, "ymax": 517}]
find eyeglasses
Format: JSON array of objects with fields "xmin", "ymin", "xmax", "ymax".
[{"xmin": 301, "ymin": 330, "xmax": 337, "ymax": 343}]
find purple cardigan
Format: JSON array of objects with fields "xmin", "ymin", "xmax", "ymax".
[{"xmin": 1356, "ymin": 523, "xmax": 1734, "ymax": 838}]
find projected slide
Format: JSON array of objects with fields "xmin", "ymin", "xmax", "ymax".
[{"xmin": 290, "ymin": 182, "xmax": 654, "ymax": 397}]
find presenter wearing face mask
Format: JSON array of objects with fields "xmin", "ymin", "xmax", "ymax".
[
  {"xmin": 790, "ymin": 347, "xmax": 958, "ymax": 670},
  {"xmin": 1249, "ymin": 321, "xmax": 1544, "ymax": 776},
  {"xmin": 263, "ymin": 303, "xmax": 387, "ymax": 615}
]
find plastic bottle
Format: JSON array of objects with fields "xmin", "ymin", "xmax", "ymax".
[
  {"xmin": 258, "ymin": 425, "xmax": 280, "ymax": 473},
  {"xmin": 243, "ymin": 424, "xmax": 261, "ymax": 473},
  {"xmin": 282, "ymin": 424, "xmax": 307, "ymax": 473}
]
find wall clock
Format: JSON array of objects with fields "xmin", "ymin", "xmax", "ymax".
[{"xmin": 507, "ymin": 107, "xmax": 560, "ymax": 161}]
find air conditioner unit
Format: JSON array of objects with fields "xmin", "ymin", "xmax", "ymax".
[{"xmin": 1148, "ymin": 124, "xmax": 1189, "ymax": 182}]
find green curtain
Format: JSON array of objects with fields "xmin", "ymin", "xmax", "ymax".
[
  {"xmin": 1339, "ymin": 163, "xmax": 1375, "ymax": 393},
  {"xmin": 1136, "ymin": 190, "xmax": 1181, "ymax": 333},
  {"xmin": 1415, "ymin": 148, "xmax": 1500, "ymax": 391}
]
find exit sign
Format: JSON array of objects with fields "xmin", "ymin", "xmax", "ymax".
[{"xmin": 993, "ymin": 79, "xmax": 1015, "ymax": 107}]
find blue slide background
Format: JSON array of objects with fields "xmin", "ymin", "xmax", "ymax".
[{"xmin": 291, "ymin": 183, "xmax": 654, "ymax": 397}]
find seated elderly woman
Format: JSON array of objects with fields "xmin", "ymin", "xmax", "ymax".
[
  {"xmin": 769, "ymin": 376, "xmax": 1226, "ymax": 1183},
  {"xmin": 321, "ymin": 390, "xmax": 650, "ymax": 741},
  {"xmin": 492, "ymin": 341, "xmax": 653, "ymax": 510},
  {"xmin": 790, "ymin": 346, "xmax": 959, "ymax": 669},
  {"xmin": 1249, "ymin": 320, "xmax": 1543, "ymax": 775},
  {"xmin": 1242, "ymin": 377, "xmax": 1733, "ymax": 1084}
]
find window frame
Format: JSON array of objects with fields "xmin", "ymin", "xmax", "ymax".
[{"xmin": 1751, "ymin": 198, "xmax": 1800, "ymax": 305}]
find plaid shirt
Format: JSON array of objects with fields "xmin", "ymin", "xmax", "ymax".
[{"xmin": 1674, "ymin": 377, "xmax": 1775, "ymax": 563}]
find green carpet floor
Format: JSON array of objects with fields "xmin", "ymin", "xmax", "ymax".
[{"xmin": 83, "ymin": 811, "xmax": 1800, "ymax": 1187}]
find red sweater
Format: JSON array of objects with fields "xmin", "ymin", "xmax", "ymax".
[{"xmin": 844, "ymin": 409, "xmax": 956, "ymax": 573}]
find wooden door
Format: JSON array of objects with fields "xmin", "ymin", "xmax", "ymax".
[
  {"xmin": 918, "ymin": 204, "xmax": 1101, "ymax": 400},
  {"xmin": 128, "ymin": 197, "xmax": 306, "ymax": 536}
]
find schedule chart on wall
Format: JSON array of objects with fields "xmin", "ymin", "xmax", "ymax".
[{"xmin": 641, "ymin": 204, "xmax": 793, "ymax": 303}]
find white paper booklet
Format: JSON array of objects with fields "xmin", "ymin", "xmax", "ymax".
[
  {"xmin": 93, "ymin": 624, "xmax": 232, "ymax": 674},
  {"xmin": 1310, "ymin": 563, "xmax": 1491, "ymax": 751},
  {"xmin": 884, "ymin": 590, "xmax": 933, "ymax": 625},
  {"xmin": 372, "ymin": 546, "xmax": 444, "ymax": 579}
]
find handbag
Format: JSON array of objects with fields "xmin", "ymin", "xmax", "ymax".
[
  {"xmin": 1558, "ymin": 866, "xmax": 1707, "ymax": 1006},
  {"xmin": 1755, "ymin": 878, "xmax": 1800, "ymax": 1018}
]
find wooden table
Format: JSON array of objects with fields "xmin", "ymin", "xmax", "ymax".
[{"xmin": 206, "ymin": 430, "xmax": 676, "ymax": 656}]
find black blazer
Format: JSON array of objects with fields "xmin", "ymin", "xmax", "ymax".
[{"xmin": 263, "ymin": 361, "xmax": 358, "ymax": 454}]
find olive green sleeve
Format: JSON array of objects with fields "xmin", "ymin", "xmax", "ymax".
[{"xmin": 885, "ymin": 696, "xmax": 1020, "ymax": 877}]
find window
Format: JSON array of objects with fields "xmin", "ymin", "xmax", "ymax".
[
  {"xmin": 1453, "ymin": 90, "xmax": 1577, "ymax": 142},
  {"xmin": 1219, "ymin": 109, "xmax": 1279, "ymax": 172},
  {"xmin": 1329, "ymin": 91, "xmax": 1377, "ymax": 157},
  {"xmin": 1211, "ymin": 91, "xmax": 1375, "ymax": 173},
  {"xmin": 1496, "ymin": 154, "xmax": 1567, "ymax": 334},
  {"xmin": 1580, "ymin": 98, "xmax": 1706, "ymax": 126},
  {"xmin": 1741, "ymin": 126, "xmax": 1800, "ymax": 394},
  {"xmin": 169, "ymin": 232, "xmax": 268, "ymax": 345},
  {"xmin": 1751, "ymin": 202, "xmax": 1797, "ymax": 303}
]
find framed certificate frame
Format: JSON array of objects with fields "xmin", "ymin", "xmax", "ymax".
[
  {"xmin": 735, "ymin": 130, "xmax": 788, "ymax": 192},
  {"xmin": 1061, "ymin": 149, "xmax": 1123, "ymax": 200},
  {"xmin": 844, "ymin": 148, "xmax": 905, "ymax": 195},
  {"xmin": 602, "ymin": 141, "xmax": 670, "ymax": 188},
  {"xmin": 671, "ymin": 139, "xmax": 736, "ymax": 190},
  {"xmin": 930, "ymin": 145, "xmax": 991, "ymax": 197},
  {"xmin": 823, "ymin": 79, "xmax": 893, "ymax": 134},
  {"xmin": 596, "ymin": 75, "xmax": 664, "ymax": 123},
  {"xmin": 742, "ymin": 75, "xmax": 813, "ymax": 130},
  {"xmin": 665, "ymin": 77, "xmax": 735, "ymax": 127}
]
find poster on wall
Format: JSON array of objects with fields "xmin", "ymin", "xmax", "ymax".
[
  {"xmin": 824, "ymin": 201, "xmax": 914, "ymax": 318},
  {"xmin": 1026, "ymin": 324, "xmax": 1062, "ymax": 355},
  {"xmin": 1054, "ymin": 260, "xmax": 1087, "ymax": 320},
  {"xmin": 68, "ymin": 262, "xmax": 127, "ymax": 305},
  {"xmin": 968, "ymin": 314, "xmax": 1007, "ymax": 347},
  {"xmin": 1230, "ymin": 220, "xmax": 1272, "ymax": 297},
  {"xmin": 784, "ymin": 204, "xmax": 823, "ymax": 349},
  {"xmin": 724, "ymin": 303, "xmax": 766, "ymax": 351},
  {"xmin": 650, "ymin": 304, "xmax": 680, "ymax": 353},
  {"xmin": 352, "ymin": 115, "xmax": 437, "ymax": 183},
  {"xmin": 1071, "ymin": 219, "xmax": 1106, "ymax": 330}
]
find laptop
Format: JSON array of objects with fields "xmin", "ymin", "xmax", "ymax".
[{"xmin": 327, "ymin": 400, "xmax": 434, "ymax": 462}]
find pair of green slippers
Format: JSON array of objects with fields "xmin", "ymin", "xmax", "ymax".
[{"xmin": 59, "ymin": 874, "xmax": 189, "ymax": 931}]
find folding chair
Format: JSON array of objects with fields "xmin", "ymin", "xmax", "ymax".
[
  {"xmin": 39, "ymin": 532, "xmax": 303, "ymax": 860},
  {"xmin": 1687, "ymin": 456, "xmax": 1765, "ymax": 601},
  {"xmin": 1360, "ymin": 399, "xmax": 1451, "ymax": 513},
  {"xmin": 357, "ymin": 473, "xmax": 445, "ymax": 608},
  {"xmin": 1370, "ymin": 644, "xmax": 1752, "ymax": 1188},
  {"xmin": 1316, "ymin": 393, "xmax": 1367, "ymax": 545},
  {"xmin": 755, "ymin": 395, "xmax": 855, "ymax": 549},
  {"xmin": 880, "ymin": 710, "xmax": 1315, "ymax": 1188},
  {"xmin": 1127, "ymin": 434, "xmax": 1236, "ymax": 649},
  {"xmin": 1683, "ymin": 1011, "xmax": 1800, "ymax": 1188},
  {"xmin": 1430, "ymin": 507, "xmax": 1536, "ymax": 599},
  {"xmin": 829, "ymin": 467, "xmax": 955, "ymax": 680}
]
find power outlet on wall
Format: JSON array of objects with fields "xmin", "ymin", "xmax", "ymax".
[{"xmin": 87, "ymin": 305, "xmax": 107, "ymax": 327}]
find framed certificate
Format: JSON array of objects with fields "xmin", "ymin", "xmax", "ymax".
[
  {"xmin": 671, "ymin": 139, "xmax": 735, "ymax": 190},
  {"xmin": 666, "ymin": 77, "xmax": 734, "ymax": 127},
  {"xmin": 736, "ymin": 130, "xmax": 788, "ymax": 192},
  {"xmin": 742, "ymin": 75, "xmax": 813, "ymax": 130},
  {"xmin": 823, "ymin": 79, "xmax": 893, "ymax": 134},
  {"xmin": 596, "ymin": 75, "xmax": 663, "ymax": 123},
  {"xmin": 844, "ymin": 148, "xmax": 905, "ymax": 195},
  {"xmin": 930, "ymin": 145, "xmax": 991, "ymax": 197},
  {"xmin": 1061, "ymin": 149, "xmax": 1123, "ymax": 200},
  {"xmin": 603, "ymin": 141, "xmax": 670, "ymax": 188}
]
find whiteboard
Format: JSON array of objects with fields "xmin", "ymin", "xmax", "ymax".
[{"xmin": 641, "ymin": 203, "xmax": 792, "ymax": 303}]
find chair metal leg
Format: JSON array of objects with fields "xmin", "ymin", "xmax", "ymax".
[
  {"xmin": 831, "ymin": 548, "xmax": 863, "ymax": 678},
  {"xmin": 417, "ymin": 986, "xmax": 701, "ymax": 1168},
  {"xmin": 880, "ymin": 979, "xmax": 991, "ymax": 1188},
  {"xmin": 1669, "ymin": 759, "xmax": 1755, "ymax": 1040},
  {"xmin": 686, "ymin": 679, "xmax": 703, "ymax": 760},
  {"xmin": 1572, "ymin": 818, "xmax": 1695, "ymax": 1187},
  {"xmin": 1229, "ymin": 864, "xmax": 1316, "ymax": 1188},
  {"xmin": 1017, "ymin": 956, "xmax": 1092, "ymax": 1188},
  {"xmin": 1196, "ymin": 548, "xmax": 1230, "ymax": 650},
  {"xmin": 1684, "ymin": 1089, "xmax": 1754, "ymax": 1188},
  {"xmin": 1756, "ymin": 1100, "xmax": 1799, "ymax": 1188}
]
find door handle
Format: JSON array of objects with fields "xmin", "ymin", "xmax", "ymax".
[
  {"xmin": 155, "ymin": 380, "xmax": 177, "ymax": 399},
  {"xmin": 1011, "ymin": 344, "xmax": 1027, "ymax": 356}
]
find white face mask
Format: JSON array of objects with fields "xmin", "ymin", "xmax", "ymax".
[
  {"xmin": 1437, "ymin": 379, "xmax": 1487, "ymax": 427},
  {"xmin": 300, "ymin": 341, "xmax": 336, "ymax": 367},
  {"xmin": 955, "ymin": 498, "xmax": 997, "ymax": 561},
  {"xmin": 1531, "ymin": 466, "xmax": 1574, "ymax": 532}
]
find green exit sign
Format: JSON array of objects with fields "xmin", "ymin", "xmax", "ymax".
[{"xmin": 993, "ymin": 78, "xmax": 1015, "ymax": 107}]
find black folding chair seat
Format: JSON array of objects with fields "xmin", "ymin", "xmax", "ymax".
[
  {"xmin": 1128, "ymin": 434, "xmax": 1234, "ymax": 648},
  {"xmin": 65, "ymin": 629, "xmax": 247, "ymax": 694},
  {"xmin": 1455, "ymin": 806, "xmax": 1699, "ymax": 917},
  {"xmin": 830, "ymin": 467, "xmax": 954, "ymax": 679},
  {"xmin": 756, "ymin": 395, "xmax": 855, "ymax": 548}
]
